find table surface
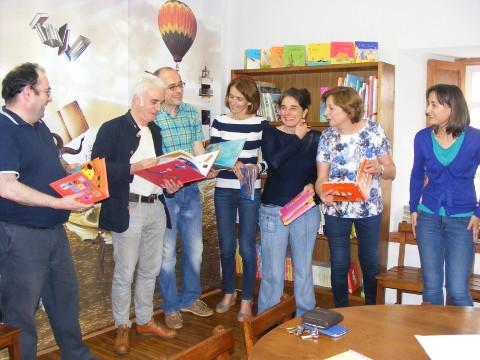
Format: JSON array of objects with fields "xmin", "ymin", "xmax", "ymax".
[{"xmin": 249, "ymin": 305, "xmax": 480, "ymax": 360}]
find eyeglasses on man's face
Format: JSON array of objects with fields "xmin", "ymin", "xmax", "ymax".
[
  {"xmin": 31, "ymin": 85, "xmax": 51, "ymax": 97},
  {"xmin": 167, "ymin": 81, "xmax": 185, "ymax": 91}
]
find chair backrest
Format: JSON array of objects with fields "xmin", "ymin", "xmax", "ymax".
[
  {"xmin": 169, "ymin": 325, "xmax": 234, "ymax": 360},
  {"xmin": 243, "ymin": 294, "xmax": 296, "ymax": 356},
  {"xmin": 390, "ymin": 222, "xmax": 417, "ymax": 267}
]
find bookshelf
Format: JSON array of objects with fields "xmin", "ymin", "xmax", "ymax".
[{"xmin": 231, "ymin": 62, "xmax": 395, "ymax": 302}]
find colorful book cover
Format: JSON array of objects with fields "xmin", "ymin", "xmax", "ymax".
[
  {"xmin": 279, "ymin": 190, "xmax": 316, "ymax": 225},
  {"xmin": 50, "ymin": 157, "xmax": 109, "ymax": 204},
  {"xmin": 134, "ymin": 150, "xmax": 219, "ymax": 187},
  {"xmin": 260, "ymin": 48, "xmax": 271, "ymax": 68},
  {"xmin": 347, "ymin": 261, "xmax": 362, "ymax": 294},
  {"xmin": 283, "ymin": 45, "xmax": 306, "ymax": 67},
  {"xmin": 239, "ymin": 166, "xmax": 257, "ymax": 200},
  {"xmin": 205, "ymin": 139, "xmax": 246, "ymax": 169},
  {"xmin": 319, "ymin": 86, "xmax": 331, "ymax": 122},
  {"xmin": 330, "ymin": 42, "xmax": 354, "ymax": 64},
  {"xmin": 244, "ymin": 49, "xmax": 261, "ymax": 69},
  {"xmin": 321, "ymin": 159, "xmax": 372, "ymax": 202},
  {"xmin": 306, "ymin": 43, "xmax": 331, "ymax": 66},
  {"xmin": 270, "ymin": 46, "xmax": 284, "ymax": 68},
  {"xmin": 355, "ymin": 41, "xmax": 378, "ymax": 63}
]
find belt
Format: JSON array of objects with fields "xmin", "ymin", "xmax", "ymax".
[{"xmin": 128, "ymin": 193, "xmax": 160, "ymax": 203}]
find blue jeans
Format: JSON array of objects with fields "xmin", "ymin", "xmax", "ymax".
[
  {"xmin": 157, "ymin": 184, "xmax": 203, "ymax": 313},
  {"xmin": 0, "ymin": 221, "xmax": 97, "ymax": 360},
  {"xmin": 325, "ymin": 213, "xmax": 382, "ymax": 307},
  {"xmin": 416, "ymin": 211, "xmax": 475, "ymax": 306},
  {"xmin": 258, "ymin": 204, "xmax": 320, "ymax": 316},
  {"xmin": 214, "ymin": 188, "xmax": 261, "ymax": 301},
  {"xmin": 111, "ymin": 200, "xmax": 166, "ymax": 327}
]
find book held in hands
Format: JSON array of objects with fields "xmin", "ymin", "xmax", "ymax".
[
  {"xmin": 50, "ymin": 157, "xmax": 109, "ymax": 204},
  {"xmin": 205, "ymin": 139, "xmax": 246, "ymax": 169},
  {"xmin": 239, "ymin": 166, "xmax": 258, "ymax": 200},
  {"xmin": 321, "ymin": 159, "xmax": 372, "ymax": 202},
  {"xmin": 134, "ymin": 150, "xmax": 219, "ymax": 187},
  {"xmin": 279, "ymin": 189, "xmax": 316, "ymax": 225}
]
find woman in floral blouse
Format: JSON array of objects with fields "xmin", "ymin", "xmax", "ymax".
[{"xmin": 315, "ymin": 86, "xmax": 396, "ymax": 307}]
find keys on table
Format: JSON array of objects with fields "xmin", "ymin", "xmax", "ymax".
[{"xmin": 285, "ymin": 325, "xmax": 320, "ymax": 340}]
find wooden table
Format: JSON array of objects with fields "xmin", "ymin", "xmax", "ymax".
[
  {"xmin": 0, "ymin": 324, "xmax": 21, "ymax": 360},
  {"xmin": 249, "ymin": 305, "xmax": 480, "ymax": 360}
]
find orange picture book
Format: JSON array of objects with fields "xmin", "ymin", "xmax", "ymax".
[
  {"xmin": 50, "ymin": 157, "xmax": 109, "ymax": 204},
  {"xmin": 322, "ymin": 159, "xmax": 372, "ymax": 202}
]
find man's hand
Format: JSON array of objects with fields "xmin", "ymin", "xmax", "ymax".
[
  {"xmin": 163, "ymin": 178, "xmax": 183, "ymax": 194},
  {"xmin": 55, "ymin": 194, "xmax": 93, "ymax": 212},
  {"xmin": 130, "ymin": 157, "xmax": 157, "ymax": 174}
]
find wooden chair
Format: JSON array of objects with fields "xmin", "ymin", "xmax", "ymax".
[
  {"xmin": 243, "ymin": 294, "xmax": 296, "ymax": 357},
  {"xmin": 376, "ymin": 222, "xmax": 480, "ymax": 304},
  {"xmin": 0, "ymin": 324, "xmax": 21, "ymax": 360},
  {"xmin": 169, "ymin": 325, "xmax": 234, "ymax": 360}
]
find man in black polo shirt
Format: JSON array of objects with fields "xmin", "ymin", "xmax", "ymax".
[{"xmin": 0, "ymin": 63, "xmax": 97, "ymax": 359}]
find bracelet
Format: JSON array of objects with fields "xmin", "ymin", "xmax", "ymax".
[{"xmin": 379, "ymin": 164, "xmax": 385, "ymax": 176}]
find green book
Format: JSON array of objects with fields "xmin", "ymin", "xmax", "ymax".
[{"xmin": 283, "ymin": 45, "xmax": 306, "ymax": 67}]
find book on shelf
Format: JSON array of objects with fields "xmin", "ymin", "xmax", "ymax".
[
  {"xmin": 355, "ymin": 41, "xmax": 378, "ymax": 63},
  {"xmin": 260, "ymin": 48, "xmax": 271, "ymax": 68},
  {"xmin": 330, "ymin": 42, "xmax": 355, "ymax": 64},
  {"xmin": 239, "ymin": 166, "xmax": 258, "ymax": 200},
  {"xmin": 134, "ymin": 150, "xmax": 219, "ymax": 187},
  {"xmin": 259, "ymin": 86, "xmax": 282, "ymax": 122},
  {"xmin": 347, "ymin": 260, "xmax": 362, "ymax": 294},
  {"xmin": 321, "ymin": 159, "xmax": 372, "ymax": 202},
  {"xmin": 270, "ymin": 46, "xmax": 284, "ymax": 68},
  {"xmin": 306, "ymin": 43, "xmax": 331, "ymax": 66},
  {"xmin": 312, "ymin": 260, "xmax": 331, "ymax": 288},
  {"xmin": 205, "ymin": 139, "xmax": 246, "ymax": 169},
  {"xmin": 319, "ymin": 86, "xmax": 331, "ymax": 122},
  {"xmin": 283, "ymin": 45, "xmax": 306, "ymax": 67},
  {"xmin": 244, "ymin": 49, "xmax": 261, "ymax": 69},
  {"xmin": 337, "ymin": 74, "xmax": 378, "ymax": 120},
  {"xmin": 50, "ymin": 157, "xmax": 109, "ymax": 204},
  {"xmin": 279, "ymin": 189, "xmax": 316, "ymax": 225}
]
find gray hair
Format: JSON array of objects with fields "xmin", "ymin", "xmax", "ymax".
[{"xmin": 130, "ymin": 74, "xmax": 166, "ymax": 105}]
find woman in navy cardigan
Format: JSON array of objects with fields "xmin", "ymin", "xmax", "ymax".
[{"xmin": 410, "ymin": 84, "xmax": 480, "ymax": 306}]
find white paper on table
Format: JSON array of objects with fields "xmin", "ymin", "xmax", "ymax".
[{"xmin": 415, "ymin": 335, "xmax": 480, "ymax": 359}]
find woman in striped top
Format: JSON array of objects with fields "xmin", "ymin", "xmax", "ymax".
[{"xmin": 211, "ymin": 76, "xmax": 268, "ymax": 321}]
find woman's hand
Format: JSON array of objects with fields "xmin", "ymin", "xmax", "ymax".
[
  {"xmin": 364, "ymin": 158, "xmax": 383, "ymax": 177},
  {"xmin": 467, "ymin": 215, "xmax": 479, "ymax": 243},
  {"xmin": 232, "ymin": 161, "xmax": 246, "ymax": 179},
  {"xmin": 411, "ymin": 212, "xmax": 418, "ymax": 238},
  {"xmin": 303, "ymin": 183, "xmax": 314, "ymax": 194},
  {"xmin": 320, "ymin": 189, "xmax": 336, "ymax": 207},
  {"xmin": 295, "ymin": 119, "xmax": 310, "ymax": 139}
]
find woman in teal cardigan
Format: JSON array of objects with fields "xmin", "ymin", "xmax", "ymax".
[{"xmin": 409, "ymin": 84, "xmax": 480, "ymax": 306}]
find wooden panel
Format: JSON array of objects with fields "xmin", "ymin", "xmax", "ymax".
[{"xmin": 427, "ymin": 59, "xmax": 465, "ymax": 91}]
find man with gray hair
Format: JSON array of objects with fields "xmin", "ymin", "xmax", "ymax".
[{"xmin": 92, "ymin": 74, "xmax": 181, "ymax": 355}]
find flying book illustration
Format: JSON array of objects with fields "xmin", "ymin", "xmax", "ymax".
[
  {"xmin": 322, "ymin": 159, "xmax": 372, "ymax": 202},
  {"xmin": 205, "ymin": 139, "xmax": 246, "ymax": 169},
  {"xmin": 30, "ymin": 12, "xmax": 91, "ymax": 61},
  {"xmin": 134, "ymin": 150, "xmax": 219, "ymax": 187}
]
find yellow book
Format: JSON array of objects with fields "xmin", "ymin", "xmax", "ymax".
[
  {"xmin": 260, "ymin": 48, "xmax": 271, "ymax": 68},
  {"xmin": 306, "ymin": 43, "xmax": 330, "ymax": 66}
]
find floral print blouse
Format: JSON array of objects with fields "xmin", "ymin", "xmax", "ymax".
[{"xmin": 317, "ymin": 118, "xmax": 390, "ymax": 218}]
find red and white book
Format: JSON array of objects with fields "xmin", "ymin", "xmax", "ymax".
[{"xmin": 279, "ymin": 190, "xmax": 316, "ymax": 225}]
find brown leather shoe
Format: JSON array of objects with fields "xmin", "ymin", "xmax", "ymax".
[
  {"xmin": 136, "ymin": 318, "xmax": 176, "ymax": 339},
  {"xmin": 114, "ymin": 324, "xmax": 130, "ymax": 355}
]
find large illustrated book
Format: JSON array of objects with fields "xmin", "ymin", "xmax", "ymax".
[
  {"xmin": 321, "ymin": 159, "xmax": 372, "ymax": 202},
  {"xmin": 50, "ymin": 157, "xmax": 109, "ymax": 204},
  {"xmin": 205, "ymin": 139, "xmax": 246, "ymax": 169},
  {"xmin": 134, "ymin": 150, "xmax": 219, "ymax": 187},
  {"xmin": 279, "ymin": 189, "xmax": 316, "ymax": 225}
]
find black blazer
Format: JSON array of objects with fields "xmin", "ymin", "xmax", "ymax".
[{"xmin": 91, "ymin": 111, "xmax": 170, "ymax": 233}]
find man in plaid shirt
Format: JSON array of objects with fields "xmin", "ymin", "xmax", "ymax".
[{"xmin": 153, "ymin": 67, "xmax": 213, "ymax": 330}]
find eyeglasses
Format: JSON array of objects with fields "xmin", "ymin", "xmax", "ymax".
[
  {"xmin": 167, "ymin": 81, "xmax": 185, "ymax": 91},
  {"xmin": 31, "ymin": 85, "xmax": 51, "ymax": 97}
]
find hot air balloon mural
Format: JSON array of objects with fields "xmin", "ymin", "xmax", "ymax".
[{"xmin": 158, "ymin": 0, "xmax": 197, "ymax": 70}]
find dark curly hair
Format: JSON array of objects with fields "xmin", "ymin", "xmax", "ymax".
[
  {"xmin": 279, "ymin": 88, "xmax": 311, "ymax": 110},
  {"xmin": 2, "ymin": 62, "xmax": 43, "ymax": 103}
]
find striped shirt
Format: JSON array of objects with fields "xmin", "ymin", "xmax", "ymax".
[
  {"xmin": 210, "ymin": 114, "xmax": 268, "ymax": 189},
  {"xmin": 154, "ymin": 103, "xmax": 203, "ymax": 154}
]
